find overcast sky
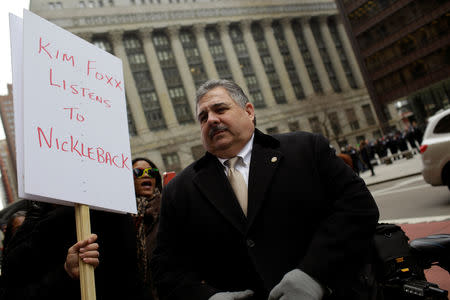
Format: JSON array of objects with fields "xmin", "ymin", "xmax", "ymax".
[{"xmin": 0, "ymin": 0, "xmax": 30, "ymax": 140}]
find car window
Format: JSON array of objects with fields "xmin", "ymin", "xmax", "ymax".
[{"xmin": 433, "ymin": 114, "xmax": 450, "ymax": 134}]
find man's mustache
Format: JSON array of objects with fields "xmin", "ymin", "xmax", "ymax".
[{"xmin": 209, "ymin": 125, "xmax": 228, "ymax": 139}]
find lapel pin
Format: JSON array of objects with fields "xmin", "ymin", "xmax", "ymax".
[{"xmin": 271, "ymin": 157, "xmax": 277, "ymax": 163}]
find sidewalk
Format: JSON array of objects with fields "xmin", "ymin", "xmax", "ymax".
[{"xmin": 360, "ymin": 154, "xmax": 423, "ymax": 186}]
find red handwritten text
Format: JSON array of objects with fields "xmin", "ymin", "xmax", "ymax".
[
  {"xmin": 37, "ymin": 126, "xmax": 130, "ymax": 170},
  {"xmin": 49, "ymin": 68, "xmax": 111, "ymax": 108},
  {"xmin": 39, "ymin": 37, "xmax": 75, "ymax": 67},
  {"xmin": 64, "ymin": 107, "xmax": 85, "ymax": 122},
  {"xmin": 87, "ymin": 61, "xmax": 123, "ymax": 91}
]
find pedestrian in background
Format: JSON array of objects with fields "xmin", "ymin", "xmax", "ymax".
[
  {"xmin": 359, "ymin": 141, "xmax": 375, "ymax": 176},
  {"xmin": 132, "ymin": 157, "xmax": 162, "ymax": 300},
  {"xmin": 347, "ymin": 145, "xmax": 361, "ymax": 175}
]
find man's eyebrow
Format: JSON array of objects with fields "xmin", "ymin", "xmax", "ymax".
[
  {"xmin": 197, "ymin": 102, "xmax": 231, "ymax": 120},
  {"xmin": 211, "ymin": 102, "xmax": 229, "ymax": 109}
]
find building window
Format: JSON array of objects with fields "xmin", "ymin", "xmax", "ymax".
[
  {"xmin": 180, "ymin": 28, "xmax": 207, "ymax": 89},
  {"xmin": 327, "ymin": 17, "xmax": 357, "ymax": 89},
  {"xmin": 79, "ymin": 1, "xmax": 86, "ymax": 7},
  {"xmin": 372, "ymin": 130, "xmax": 382, "ymax": 139},
  {"xmin": 92, "ymin": 38, "xmax": 113, "ymax": 54},
  {"xmin": 346, "ymin": 108, "xmax": 360, "ymax": 130},
  {"xmin": 252, "ymin": 22, "xmax": 286, "ymax": 104},
  {"xmin": 328, "ymin": 112, "xmax": 342, "ymax": 136},
  {"xmin": 291, "ymin": 19, "xmax": 323, "ymax": 93},
  {"xmin": 310, "ymin": 18, "xmax": 341, "ymax": 93},
  {"xmin": 229, "ymin": 23, "xmax": 265, "ymax": 108},
  {"xmin": 163, "ymin": 152, "xmax": 181, "ymax": 172},
  {"xmin": 288, "ymin": 121, "xmax": 300, "ymax": 132},
  {"xmin": 153, "ymin": 30, "xmax": 193, "ymax": 124},
  {"xmin": 273, "ymin": 21, "xmax": 305, "ymax": 100},
  {"xmin": 124, "ymin": 34, "xmax": 166, "ymax": 130},
  {"xmin": 362, "ymin": 104, "xmax": 376, "ymax": 126},
  {"xmin": 309, "ymin": 116, "xmax": 323, "ymax": 134}
]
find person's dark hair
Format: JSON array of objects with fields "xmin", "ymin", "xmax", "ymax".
[
  {"xmin": 195, "ymin": 79, "xmax": 256, "ymax": 125},
  {"xmin": 132, "ymin": 157, "xmax": 162, "ymax": 191},
  {"xmin": 2, "ymin": 210, "xmax": 27, "ymax": 250}
]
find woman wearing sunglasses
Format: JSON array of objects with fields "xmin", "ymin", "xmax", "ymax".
[{"xmin": 132, "ymin": 157, "xmax": 162, "ymax": 300}]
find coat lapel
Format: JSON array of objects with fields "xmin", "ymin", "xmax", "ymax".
[
  {"xmin": 247, "ymin": 130, "xmax": 283, "ymax": 229},
  {"xmin": 192, "ymin": 154, "xmax": 247, "ymax": 234}
]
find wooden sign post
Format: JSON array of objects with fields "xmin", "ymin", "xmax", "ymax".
[{"xmin": 75, "ymin": 204, "xmax": 97, "ymax": 300}]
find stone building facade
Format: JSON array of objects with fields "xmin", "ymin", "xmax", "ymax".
[{"xmin": 30, "ymin": 0, "xmax": 384, "ymax": 172}]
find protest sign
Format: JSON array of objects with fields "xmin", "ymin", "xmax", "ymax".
[{"xmin": 10, "ymin": 10, "xmax": 136, "ymax": 214}]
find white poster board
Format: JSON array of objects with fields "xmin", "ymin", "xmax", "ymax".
[{"xmin": 9, "ymin": 10, "xmax": 136, "ymax": 214}]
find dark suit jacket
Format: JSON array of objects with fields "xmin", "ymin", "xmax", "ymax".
[{"xmin": 151, "ymin": 129, "xmax": 379, "ymax": 300}]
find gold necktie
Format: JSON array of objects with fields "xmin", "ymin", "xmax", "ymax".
[{"xmin": 225, "ymin": 157, "xmax": 248, "ymax": 216}]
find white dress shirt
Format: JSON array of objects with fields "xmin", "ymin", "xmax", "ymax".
[{"xmin": 217, "ymin": 133, "xmax": 254, "ymax": 186}]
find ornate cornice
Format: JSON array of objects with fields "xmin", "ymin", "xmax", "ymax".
[{"xmin": 49, "ymin": 3, "xmax": 337, "ymax": 28}]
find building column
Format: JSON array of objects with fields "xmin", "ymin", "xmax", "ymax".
[
  {"xmin": 138, "ymin": 27, "xmax": 178, "ymax": 128},
  {"xmin": 217, "ymin": 22, "xmax": 250, "ymax": 96},
  {"xmin": 318, "ymin": 16, "xmax": 351, "ymax": 92},
  {"xmin": 193, "ymin": 23, "xmax": 219, "ymax": 79},
  {"xmin": 109, "ymin": 30, "xmax": 150, "ymax": 136},
  {"xmin": 280, "ymin": 18, "xmax": 315, "ymax": 98},
  {"xmin": 335, "ymin": 16, "xmax": 365, "ymax": 89},
  {"xmin": 261, "ymin": 19, "xmax": 297, "ymax": 103},
  {"xmin": 300, "ymin": 17, "xmax": 333, "ymax": 94},
  {"xmin": 241, "ymin": 20, "xmax": 277, "ymax": 107},
  {"xmin": 166, "ymin": 26, "xmax": 197, "ymax": 117}
]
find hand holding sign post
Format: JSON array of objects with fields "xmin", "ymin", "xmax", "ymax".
[{"xmin": 10, "ymin": 10, "xmax": 137, "ymax": 300}]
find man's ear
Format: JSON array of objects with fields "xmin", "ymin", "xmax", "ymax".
[{"xmin": 245, "ymin": 102, "xmax": 255, "ymax": 122}]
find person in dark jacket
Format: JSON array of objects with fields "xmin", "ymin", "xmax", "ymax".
[
  {"xmin": 151, "ymin": 79, "xmax": 379, "ymax": 300},
  {"xmin": 386, "ymin": 134, "xmax": 399, "ymax": 159},
  {"xmin": 0, "ymin": 202, "xmax": 142, "ymax": 300},
  {"xmin": 397, "ymin": 132, "xmax": 408, "ymax": 152},
  {"xmin": 359, "ymin": 141, "xmax": 375, "ymax": 176},
  {"xmin": 411, "ymin": 121, "xmax": 423, "ymax": 145}
]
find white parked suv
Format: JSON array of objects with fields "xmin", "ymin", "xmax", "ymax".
[{"xmin": 421, "ymin": 108, "xmax": 450, "ymax": 190}]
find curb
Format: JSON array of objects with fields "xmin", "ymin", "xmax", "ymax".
[{"xmin": 365, "ymin": 172, "xmax": 422, "ymax": 187}]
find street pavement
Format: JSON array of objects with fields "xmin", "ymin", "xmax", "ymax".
[
  {"xmin": 360, "ymin": 154, "xmax": 450, "ymax": 296},
  {"xmin": 360, "ymin": 154, "xmax": 423, "ymax": 187}
]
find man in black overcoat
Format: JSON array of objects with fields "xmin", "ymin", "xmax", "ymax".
[{"xmin": 151, "ymin": 80, "xmax": 379, "ymax": 300}]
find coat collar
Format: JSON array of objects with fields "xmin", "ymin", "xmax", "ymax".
[
  {"xmin": 247, "ymin": 129, "xmax": 283, "ymax": 228},
  {"xmin": 192, "ymin": 129, "xmax": 283, "ymax": 233}
]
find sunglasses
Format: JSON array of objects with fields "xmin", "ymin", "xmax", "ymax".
[{"xmin": 133, "ymin": 167, "xmax": 159, "ymax": 178}]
